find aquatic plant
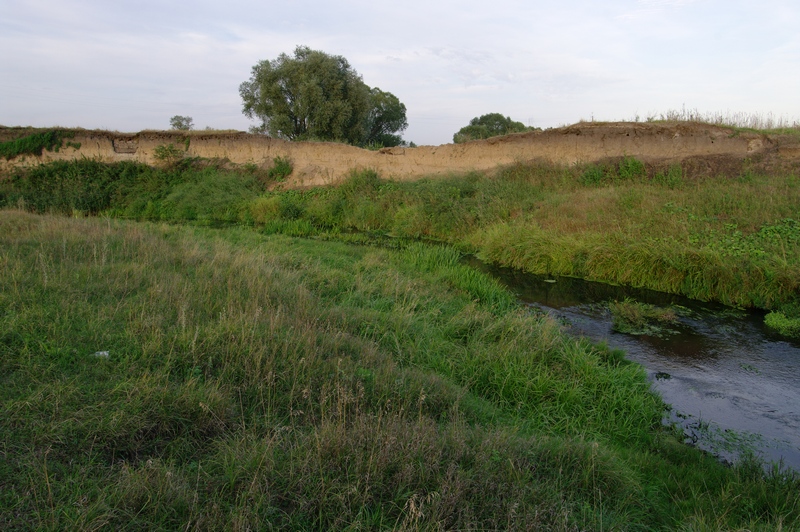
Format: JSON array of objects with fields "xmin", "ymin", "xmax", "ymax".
[{"xmin": 608, "ymin": 297, "xmax": 678, "ymax": 336}]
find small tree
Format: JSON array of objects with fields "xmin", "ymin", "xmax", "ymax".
[
  {"xmin": 170, "ymin": 115, "xmax": 194, "ymax": 131},
  {"xmin": 453, "ymin": 113, "xmax": 532, "ymax": 143}
]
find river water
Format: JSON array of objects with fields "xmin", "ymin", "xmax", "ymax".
[{"xmin": 468, "ymin": 258, "xmax": 800, "ymax": 472}]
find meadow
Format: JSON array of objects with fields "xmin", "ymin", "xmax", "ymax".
[{"xmin": 2, "ymin": 139, "xmax": 800, "ymax": 529}]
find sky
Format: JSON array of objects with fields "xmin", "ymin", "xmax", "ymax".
[{"xmin": 2, "ymin": 0, "xmax": 799, "ymax": 146}]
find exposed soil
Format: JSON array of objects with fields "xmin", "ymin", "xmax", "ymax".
[{"xmin": 2, "ymin": 122, "xmax": 799, "ymax": 186}]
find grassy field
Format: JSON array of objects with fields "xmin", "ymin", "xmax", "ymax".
[{"xmin": 2, "ymin": 210, "xmax": 799, "ymax": 530}]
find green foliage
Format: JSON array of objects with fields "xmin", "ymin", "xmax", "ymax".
[
  {"xmin": 453, "ymin": 113, "xmax": 533, "ymax": 143},
  {"xmin": 0, "ymin": 129, "xmax": 74, "ymax": 160},
  {"xmin": 169, "ymin": 115, "xmax": 194, "ymax": 131},
  {"xmin": 5, "ymin": 157, "xmax": 800, "ymax": 330},
  {"xmin": 240, "ymin": 46, "xmax": 408, "ymax": 147},
  {"xmin": 608, "ymin": 298, "xmax": 678, "ymax": 335},
  {"xmin": 579, "ymin": 157, "xmax": 646, "ymax": 186},
  {"xmin": 579, "ymin": 162, "xmax": 612, "ymax": 185},
  {"xmin": 655, "ymin": 163, "xmax": 684, "ymax": 188},
  {"xmin": 240, "ymin": 46, "xmax": 368, "ymax": 143},
  {"xmin": 4, "ymin": 159, "xmax": 136, "ymax": 215},
  {"xmin": 152, "ymin": 143, "xmax": 185, "ymax": 166},
  {"xmin": 765, "ymin": 309, "xmax": 800, "ymax": 338},
  {"xmin": 2, "ymin": 159, "xmax": 263, "ymax": 224},
  {"xmin": 266, "ymin": 155, "xmax": 293, "ymax": 181},
  {"xmin": 618, "ymin": 156, "xmax": 646, "ymax": 181},
  {"xmin": 362, "ymin": 87, "xmax": 408, "ymax": 147}
]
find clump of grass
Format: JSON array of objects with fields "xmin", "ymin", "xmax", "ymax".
[
  {"xmin": 765, "ymin": 311, "xmax": 800, "ymax": 337},
  {"xmin": 765, "ymin": 310, "xmax": 800, "ymax": 338},
  {"xmin": 608, "ymin": 297, "xmax": 678, "ymax": 335}
]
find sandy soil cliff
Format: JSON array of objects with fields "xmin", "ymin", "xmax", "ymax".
[{"xmin": 3, "ymin": 122, "xmax": 799, "ymax": 187}]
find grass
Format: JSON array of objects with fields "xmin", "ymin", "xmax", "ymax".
[
  {"xmin": 608, "ymin": 298, "xmax": 678, "ymax": 336},
  {"xmin": 2, "ymin": 209, "xmax": 798, "ymax": 529},
  {"xmin": 0, "ymin": 129, "xmax": 76, "ymax": 160},
  {"xmin": 4, "ymin": 157, "xmax": 800, "ymax": 334}
]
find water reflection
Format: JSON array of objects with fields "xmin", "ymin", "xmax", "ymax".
[{"xmin": 467, "ymin": 257, "xmax": 800, "ymax": 471}]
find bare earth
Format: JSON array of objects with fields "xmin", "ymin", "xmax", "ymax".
[{"xmin": 3, "ymin": 122, "xmax": 799, "ymax": 187}]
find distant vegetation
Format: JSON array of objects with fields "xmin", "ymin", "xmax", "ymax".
[
  {"xmin": 240, "ymin": 46, "xmax": 408, "ymax": 147},
  {"xmin": 453, "ymin": 113, "xmax": 537, "ymax": 143},
  {"xmin": 169, "ymin": 115, "xmax": 194, "ymax": 131}
]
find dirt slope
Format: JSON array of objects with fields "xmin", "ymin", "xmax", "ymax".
[{"xmin": 3, "ymin": 122, "xmax": 799, "ymax": 186}]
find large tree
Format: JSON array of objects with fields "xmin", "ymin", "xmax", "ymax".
[
  {"xmin": 362, "ymin": 88, "xmax": 408, "ymax": 147},
  {"xmin": 240, "ymin": 46, "xmax": 407, "ymax": 147},
  {"xmin": 453, "ymin": 113, "xmax": 532, "ymax": 143}
]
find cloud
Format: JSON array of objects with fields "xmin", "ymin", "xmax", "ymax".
[{"xmin": 1, "ymin": 0, "xmax": 798, "ymax": 144}]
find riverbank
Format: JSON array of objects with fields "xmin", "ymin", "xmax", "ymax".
[
  {"xmin": 2, "ymin": 210, "xmax": 798, "ymax": 529},
  {"xmin": 4, "ymin": 154, "xmax": 799, "ymax": 331}
]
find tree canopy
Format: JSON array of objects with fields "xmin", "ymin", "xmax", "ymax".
[
  {"xmin": 362, "ymin": 88, "xmax": 408, "ymax": 147},
  {"xmin": 170, "ymin": 115, "xmax": 194, "ymax": 131},
  {"xmin": 453, "ymin": 113, "xmax": 532, "ymax": 143},
  {"xmin": 240, "ymin": 46, "xmax": 407, "ymax": 147}
]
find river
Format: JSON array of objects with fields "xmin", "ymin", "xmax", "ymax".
[{"xmin": 468, "ymin": 258, "xmax": 800, "ymax": 472}]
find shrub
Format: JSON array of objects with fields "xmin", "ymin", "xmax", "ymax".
[
  {"xmin": 618, "ymin": 156, "xmax": 646, "ymax": 181},
  {"xmin": 153, "ymin": 143, "xmax": 185, "ymax": 167},
  {"xmin": 267, "ymin": 156, "xmax": 293, "ymax": 181},
  {"xmin": 579, "ymin": 163, "xmax": 610, "ymax": 186}
]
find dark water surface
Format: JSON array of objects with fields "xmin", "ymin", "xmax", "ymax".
[{"xmin": 468, "ymin": 258, "xmax": 800, "ymax": 472}]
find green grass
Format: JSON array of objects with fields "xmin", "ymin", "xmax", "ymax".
[
  {"xmin": 2, "ymin": 209, "xmax": 798, "ymax": 530},
  {"xmin": 4, "ymin": 157, "xmax": 800, "ymax": 333},
  {"xmin": 0, "ymin": 129, "xmax": 76, "ymax": 160},
  {"xmin": 608, "ymin": 298, "xmax": 678, "ymax": 336}
]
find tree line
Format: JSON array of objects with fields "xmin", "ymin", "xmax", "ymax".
[{"xmin": 170, "ymin": 46, "xmax": 536, "ymax": 147}]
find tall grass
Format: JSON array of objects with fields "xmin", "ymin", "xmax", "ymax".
[
  {"xmin": 2, "ymin": 210, "xmax": 798, "ymax": 529},
  {"xmin": 644, "ymin": 107, "xmax": 800, "ymax": 134}
]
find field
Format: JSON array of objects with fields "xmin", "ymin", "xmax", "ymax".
[{"xmin": 2, "ymin": 125, "xmax": 800, "ymax": 529}]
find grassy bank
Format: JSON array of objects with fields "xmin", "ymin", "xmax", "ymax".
[
  {"xmin": 3, "ymin": 156, "xmax": 800, "ymax": 335},
  {"xmin": 2, "ymin": 210, "xmax": 798, "ymax": 529}
]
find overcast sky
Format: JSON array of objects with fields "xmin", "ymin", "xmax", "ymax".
[{"xmin": 2, "ymin": 0, "xmax": 799, "ymax": 145}]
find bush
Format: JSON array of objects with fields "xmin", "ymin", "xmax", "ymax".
[
  {"xmin": 618, "ymin": 156, "xmax": 646, "ymax": 181},
  {"xmin": 579, "ymin": 163, "xmax": 610, "ymax": 186},
  {"xmin": 267, "ymin": 156, "xmax": 293, "ymax": 181},
  {"xmin": 153, "ymin": 143, "xmax": 185, "ymax": 167}
]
